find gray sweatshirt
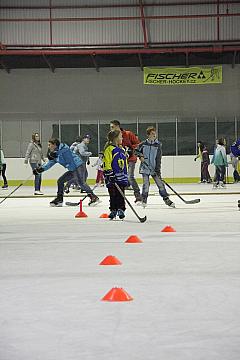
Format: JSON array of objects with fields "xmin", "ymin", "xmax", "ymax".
[{"xmin": 24, "ymin": 141, "xmax": 44, "ymax": 164}]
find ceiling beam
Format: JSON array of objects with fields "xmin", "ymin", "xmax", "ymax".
[
  {"xmin": 90, "ymin": 54, "xmax": 99, "ymax": 72},
  {"xmin": 1, "ymin": 46, "xmax": 240, "ymax": 56},
  {"xmin": 42, "ymin": 54, "xmax": 55, "ymax": 72},
  {"xmin": 138, "ymin": 53, "xmax": 144, "ymax": 71}
]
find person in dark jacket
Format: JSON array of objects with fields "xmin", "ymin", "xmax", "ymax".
[
  {"xmin": 33, "ymin": 138, "xmax": 99, "ymax": 207},
  {"xmin": 136, "ymin": 126, "xmax": 175, "ymax": 208}
]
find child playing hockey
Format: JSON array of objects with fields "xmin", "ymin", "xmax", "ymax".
[
  {"xmin": 136, "ymin": 126, "xmax": 175, "ymax": 208},
  {"xmin": 92, "ymin": 152, "xmax": 104, "ymax": 186},
  {"xmin": 33, "ymin": 138, "xmax": 100, "ymax": 207},
  {"xmin": 103, "ymin": 130, "xmax": 128, "ymax": 220}
]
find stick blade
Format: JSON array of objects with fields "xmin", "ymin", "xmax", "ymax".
[
  {"xmin": 65, "ymin": 202, "xmax": 80, "ymax": 206},
  {"xmin": 185, "ymin": 199, "xmax": 200, "ymax": 204},
  {"xmin": 139, "ymin": 216, "xmax": 147, "ymax": 223}
]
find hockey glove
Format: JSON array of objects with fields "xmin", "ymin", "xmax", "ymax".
[
  {"xmin": 105, "ymin": 170, "xmax": 116, "ymax": 184},
  {"xmin": 33, "ymin": 167, "xmax": 44, "ymax": 175}
]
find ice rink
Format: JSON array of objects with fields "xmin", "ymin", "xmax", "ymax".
[{"xmin": 1, "ymin": 184, "xmax": 240, "ymax": 360}]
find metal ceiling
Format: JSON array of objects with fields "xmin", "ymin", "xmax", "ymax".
[{"xmin": 0, "ymin": 1, "xmax": 240, "ymax": 72}]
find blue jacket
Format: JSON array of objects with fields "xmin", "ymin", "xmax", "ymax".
[
  {"xmin": 137, "ymin": 139, "xmax": 162, "ymax": 176},
  {"xmin": 42, "ymin": 143, "xmax": 83, "ymax": 172}
]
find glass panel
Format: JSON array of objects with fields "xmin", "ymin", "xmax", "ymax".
[
  {"xmin": 21, "ymin": 120, "xmax": 40, "ymax": 158},
  {"xmin": 60, "ymin": 123, "xmax": 79, "ymax": 146},
  {"xmin": 99, "ymin": 123, "xmax": 109, "ymax": 151},
  {"xmin": 138, "ymin": 122, "xmax": 156, "ymax": 143},
  {"xmin": 177, "ymin": 118, "xmax": 196, "ymax": 155},
  {"xmin": 99, "ymin": 120, "xmax": 138, "ymax": 151},
  {"xmin": 2, "ymin": 120, "xmax": 21, "ymax": 157},
  {"xmin": 197, "ymin": 118, "xmax": 215, "ymax": 155},
  {"xmin": 158, "ymin": 119, "xmax": 176, "ymax": 156},
  {"xmin": 237, "ymin": 117, "xmax": 240, "ymax": 139},
  {"xmin": 217, "ymin": 117, "xmax": 235, "ymax": 154},
  {"xmin": 80, "ymin": 123, "xmax": 98, "ymax": 156},
  {"xmin": 41, "ymin": 120, "xmax": 59, "ymax": 157}
]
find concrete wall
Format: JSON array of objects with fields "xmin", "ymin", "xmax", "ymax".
[{"xmin": 0, "ymin": 65, "xmax": 240, "ymax": 119}]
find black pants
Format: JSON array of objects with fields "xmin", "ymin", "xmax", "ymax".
[
  {"xmin": 57, "ymin": 166, "xmax": 93, "ymax": 197},
  {"xmin": 107, "ymin": 184, "xmax": 126, "ymax": 211},
  {"xmin": 0, "ymin": 164, "xmax": 8, "ymax": 185}
]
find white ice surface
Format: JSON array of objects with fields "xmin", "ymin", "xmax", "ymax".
[{"xmin": 0, "ymin": 184, "xmax": 240, "ymax": 360}]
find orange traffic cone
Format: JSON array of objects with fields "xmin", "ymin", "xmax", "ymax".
[
  {"xmin": 99, "ymin": 213, "xmax": 109, "ymax": 218},
  {"xmin": 161, "ymin": 225, "xmax": 176, "ymax": 232},
  {"xmin": 99, "ymin": 255, "xmax": 122, "ymax": 265},
  {"xmin": 75, "ymin": 200, "xmax": 88, "ymax": 218},
  {"xmin": 101, "ymin": 287, "xmax": 133, "ymax": 302},
  {"xmin": 125, "ymin": 235, "xmax": 143, "ymax": 243}
]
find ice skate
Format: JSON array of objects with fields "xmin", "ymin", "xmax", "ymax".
[
  {"xmin": 109, "ymin": 210, "xmax": 117, "ymax": 220},
  {"xmin": 2, "ymin": 184, "xmax": 8, "ymax": 190},
  {"xmin": 88, "ymin": 194, "xmax": 101, "ymax": 206},
  {"xmin": 212, "ymin": 182, "xmax": 218, "ymax": 189},
  {"xmin": 117, "ymin": 209, "xmax": 125, "ymax": 220},
  {"xmin": 163, "ymin": 197, "xmax": 175, "ymax": 208},
  {"xmin": 50, "ymin": 195, "xmax": 63, "ymax": 207}
]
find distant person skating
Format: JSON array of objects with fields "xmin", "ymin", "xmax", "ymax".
[
  {"xmin": 92, "ymin": 152, "xmax": 104, "ymax": 186},
  {"xmin": 211, "ymin": 138, "xmax": 228, "ymax": 188}
]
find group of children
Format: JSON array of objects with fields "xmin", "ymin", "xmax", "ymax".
[
  {"xmin": 195, "ymin": 138, "xmax": 240, "ymax": 188},
  {"xmin": 30, "ymin": 125, "xmax": 174, "ymax": 219}
]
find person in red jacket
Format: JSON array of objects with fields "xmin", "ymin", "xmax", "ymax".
[{"xmin": 110, "ymin": 120, "xmax": 142, "ymax": 203}]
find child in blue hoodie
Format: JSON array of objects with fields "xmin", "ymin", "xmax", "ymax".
[{"xmin": 33, "ymin": 138, "xmax": 99, "ymax": 207}]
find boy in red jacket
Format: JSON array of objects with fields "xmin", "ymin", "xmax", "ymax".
[{"xmin": 110, "ymin": 120, "xmax": 142, "ymax": 203}]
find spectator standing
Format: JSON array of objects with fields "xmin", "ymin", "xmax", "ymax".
[
  {"xmin": 24, "ymin": 133, "xmax": 45, "ymax": 195},
  {"xmin": 0, "ymin": 148, "xmax": 8, "ymax": 189}
]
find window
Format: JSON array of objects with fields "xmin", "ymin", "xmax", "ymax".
[{"xmin": 177, "ymin": 118, "xmax": 196, "ymax": 155}]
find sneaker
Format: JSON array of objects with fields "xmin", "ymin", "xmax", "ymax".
[
  {"xmin": 219, "ymin": 181, "xmax": 226, "ymax": 188},
  {"xmin": 88, "ymin": 194, "xmax": 100, "ymax": 206},
  {"xmin": 34, "ymin": 191, "xmax": 44, "ymax": 195},
  {"xmin": 213, "ymin": 182, "xmax": 219, "ymax": 189},
  {"xmin": 2, "ymin": 184, "xmax": 8, "ymax": 190},
  {"xmin": 109, "ymin": 210, "xmax": 117, "ymax": 220},
  {"xmin": 50, "ymin": 196, "xmax": 63, "ymax": 207},
  {"xmin": 141, "ymin": 200, "xmax": 147, "ymax": 208},
  {"xmin": 117, "ymin": 209, "xmax": 125, "ymax": 219},
  {"xmin": 163, "ymin": 197, "xmax": 175, "ymax": 208}
]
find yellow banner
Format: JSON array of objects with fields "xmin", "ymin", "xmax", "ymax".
[{"xmin": 144, "ymin": 66, "xmax": 222, "ymax": 85}]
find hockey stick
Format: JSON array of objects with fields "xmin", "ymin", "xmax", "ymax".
[
  {"xmin": 161, "ymin": 180, "xmax": 200, "ymax": 204},
  {"xmin": 134, "ymin": 149, "xmax": 200, "ymax": 205},
  {"xmin": 115, "ymin": 183, "xmax": 147, "ymax": 223},
  {"xmin": 65, "ymin": 183, "xmax": 99, "ymax": 206},
  {"xmin": 0, "ymin": 174, "xmax": 33, "ymax": 205}
]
